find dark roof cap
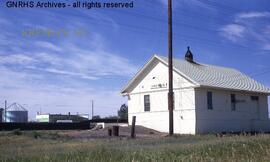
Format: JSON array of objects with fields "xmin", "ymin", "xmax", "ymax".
[{"xmin": 185, "ymin": 46, "xmax": 194, "ymax": 62}]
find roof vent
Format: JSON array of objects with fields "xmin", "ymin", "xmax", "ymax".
[{"xmin": 185, "ymin": 46, "xmax": 194, "ymax": 63}]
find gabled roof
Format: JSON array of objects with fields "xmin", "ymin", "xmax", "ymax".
[{"xmin": 121, "ymin": 55, "xmax": 270, "ymax": 94}]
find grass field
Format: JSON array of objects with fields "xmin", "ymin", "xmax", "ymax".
[{"xmin": 1, "ymin": 130, "xmax": 270, "ymax": 162}]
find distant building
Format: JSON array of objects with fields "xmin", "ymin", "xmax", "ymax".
[
  {"xmin": 0, "ymin": 108, "xmax": 4, "ymax": 122},
  {"xmin": 121, "ymin": 48, "xmax": 270, "ymax": 134},
  {"xmin": 5, "ymin": 103, "xmax": 28, "ymax": 123},
  {"xmin": 36, "ymin": 114, "xmax": 50, "ymax": 122},
  {"xmin": 36, "ymin": 113, "xmax": 89, "ymax": 123}
]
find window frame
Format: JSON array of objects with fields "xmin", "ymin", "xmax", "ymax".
[
  {"xmin": 144, "ymin": 95, "xmax": 150, "ymax": 112},
  {"xmin": 251, "ymin": 96, "xmax": 259, "ymax": 101},
  {"xmin": 207, "ymin": 91, "xmax": 213, "ymax": 110},
  {"xmin": 231, "ymin": 94, "xmax": 236, "ymax": 111}
]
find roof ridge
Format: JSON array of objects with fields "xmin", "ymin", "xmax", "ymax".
[{"xmin": 156, "ymin": 54, "xmax": 238, "ymax": 71}]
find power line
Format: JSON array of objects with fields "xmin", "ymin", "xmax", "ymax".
[
  {"xmin": 85, "ymin": 8, "xmax": 265, "ymax": 52},
  {"xmin": 36, "ymin": 6, "xmax": 265, "ymax": 53},
  {"xmin": 138, "ymin": 0, "xmax": 234, "ymax": 25},
  {"xmin": 76, "ymin": 12, "xmax": 260, "ymax": 52},
  {"xmin": 102, "ymin": 8, "xmax": 222, "ymax": 33},
  {"xmin": 197, "ymin": 0, "xmax": 243, "ymax": 14},
  {"xmin": 138, "ymin": 0, "xmax": 264, "ymax": 32}
]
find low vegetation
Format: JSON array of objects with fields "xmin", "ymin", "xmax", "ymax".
[{"xmin": 0, "ymin": 130, "xmax": 270, "ymax": 162}]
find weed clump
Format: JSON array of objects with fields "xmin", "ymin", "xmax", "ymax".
[
  {"xmin": 12, "ymin": 129, "xmax": 22, "ymax": 136},
  {"xmin": 32, "ymin": 131, "xmax": 42, "ymax": 139}
]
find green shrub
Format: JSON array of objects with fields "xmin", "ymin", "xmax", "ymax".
[
  {"xmin": 12, "ymin": 129, "xmax": 22, "ymax": 136},
  {"xmin": 32, "ymin": 131, "xmax": 42, "ymax": 139}
]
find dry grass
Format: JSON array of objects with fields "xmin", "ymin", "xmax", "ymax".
[{"xmin": 0, "ymin": 130, "xmax": 270, "ymax": 162}]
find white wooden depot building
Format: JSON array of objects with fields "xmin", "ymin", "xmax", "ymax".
[{"xmin": 121, "ymin": 47, "xmax": 270, "ymax": 134}]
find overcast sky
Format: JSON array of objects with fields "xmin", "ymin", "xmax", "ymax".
[{"xmin": 0, "ymin": 0, "xmax": 269, "ymax": 120}]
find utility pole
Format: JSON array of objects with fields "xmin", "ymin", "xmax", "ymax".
[
  {"xmin": 168, "ymin": 0, "xmax": 174, "ymax": 135},
  {"xmin": 91, "ymin": 100, "xmax": 94, "ymax": 119},
  {"xmin": 4, "ymin": 100, "xmax": 7, "ymax": 123}
]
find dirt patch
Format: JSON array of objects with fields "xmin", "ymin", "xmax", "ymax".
[{"xmin": 59, "ymin": 126, "xmax": 166, "ymax": 139}]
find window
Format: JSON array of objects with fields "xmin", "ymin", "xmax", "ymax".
[
  {"xmin": 251, "ymin": 96, "xmax": 259, "ymax": 101},
  {"xmin": 144, "ymin": 95, "xmax": 150, "ymax": 111},
  {"xmin": 207, "ymin": 91, "xmax": 213, "ymax": 110},
  {"xmin": 231, "ymin": 94, "xmax": 236, "ymax": 111}
]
